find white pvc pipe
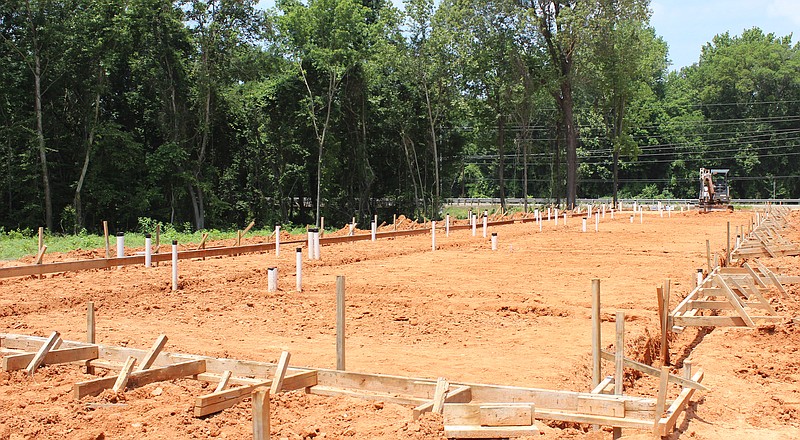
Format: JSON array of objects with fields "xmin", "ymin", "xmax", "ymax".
[
  {"xmin": 602, "ymin": 204, "xmax": 606, "ymax": 218},
  {"xmin": 313, "ymin": 229, "xmax": 320, "ymax": 260},
  {"xmin": 554, "ymin": 208, "xmax": 559, "ymax": 225},
  {"xmin": 144, "ymin": 234, "xmax": 152, "ymax": 268},
  {"xmin": 736, "ymin": 235, "xmax": 741, "ymax": 248},
  {"xmin": 472, "ymin": 214, "xmax": 477, "ymax": 236},
  {"xmin": 267, "ymin": 267, "xmax": 277, "ymax": 292},
  {"xmin": 630, "ymin": 215, "xmax": 634, "ymax": 223},
  {"xmin": 431, "ymin": 221, "xmax": 436, "ymax": 251},
  {"xmin": 482, "ymin": 214, "xmax": 487, "ymax": 238},
  {"xmin": 582, "ymin": 218, "xmax": 586, "ymax": 232},
  {"xmin": 350, "ymin": 217, "xmax": 355, "ymax": 236},
  {"xmin": 171, "ymin": 240, "xmax": 178, "ymax": 291},
  {"xmin": 563, "ymin": 213, "xmax": 567, "ymax": 225},
  {"xmin": 491, "ymin": 232, "xmax": 497, "ymax": 251},
  {"xmin": 295, "ymin": 248, "xmax": 302, "ymax": 292},
  {"xmin": 371, "ymin": 221, "xmax": 376, "ymax": 241},
  {"xmin": 275, "ymin": 225, "xmax": 281, "ymax": 257},
  {"xmin": 116, "ymin": 232, "xmax": 124, "ymax": 269},
  {"xmin": 611, "ymin": 209, "xmax": 615, "ymax": 219},
  {"xmin": 696, "ymin": 269, "xmax": 703, "ymax": 287},
  {"xmin": 547, "ymin": 207, "xmax": 551, "ymax": 220},
  {"xmin": 307, "ymin": 229, "xmax": 314, "ymax": 259}
]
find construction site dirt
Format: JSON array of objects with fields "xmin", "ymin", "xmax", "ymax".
[{"xmin": 1, "ymin": 209, "xmax": 799, "ymax": 439}]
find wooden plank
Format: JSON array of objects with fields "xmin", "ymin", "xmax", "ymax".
[
  {"xmin": 443, "ymin": 425, "xmax": 539, "ymax": 438},
  {"xmin": 413, "ymin": 386, "xmax": 472, "ymax": 420},
  {"xmin": 113, "ymin": 356, "xmax": 138, "ymax": 392},
  {"xmin": 599, "ymin": 351, "xmax": 707, "ymax": 391},
  {"xmin": 26, "ymin": 331, "xmax": 60, "ymax": 375},
  {"xmin": 742, "ymin": 263, "xmax": 768, "ymax": 287},
  {"xmin": 687, "ymin": 300, "xmax": 773, "ymax": 311},
  {"xmin": 432, "ymin": 377, "xmax": 449, "ymax": 414},
  {"xmin": 194, "ymin": 370, "xmax": 316, "ymax": 417},
  {"xmin": 653, "ymin": 366, "xmax": 669, "ymax": 435},
  {"xmin": 658, "ymin": 370, "xmax": 704, "ymax": 437},
  {"xmin": 577, "ymin": 395, "xmax": 625, "ymax": 418},
  {"xmin": 714, "ymin": 275, "xmax": 756, "ymax": 327},
  {"xmin": 215, "ymin": 370, "xmax": 232, "ymax": 392},
  {"xmin": 75, "ymin": 360, "xmax": 206, "ymax": 399},
  {"xmin": 2, "ymin": 345, "xmax": 98, "ymax": 371},
  {"xmin": 443, "ymin": 403, "xmax": 534, "ymax": 426},
  {"xmin": 754, "ymin": 260, "xmax": 789, "ymax": 297},
  {"xmin": 270, "ymin": 351, "xmax": 291, "ymax": 394},
  {"xmin": 138, "ymin": 335, "xmax": 168, "ymax": 371},
  {"xmin": 34, "ymin": 245, "xmax": 47, "ymax": 264},
  {"xmin": 480, "ymin": 404, "xmax": 534, "ymax": 427},
  {"xmin": 534, "ymin": 408, "xmax": 653, "ymax": 430},
  {"xmin": 590, "ymin": 376, "xmax": 614, "ymax": 395},
  {"xmin": 661, "ymin": 280, "xmax": 670, "ymax": 365},
  {"xmin": 252, "ymin": 386, "xmax": 270, "ymax": 440},
  {"xmin": 310, "ymin": 385, "xmax": 429, "ymax": 407},
  {"xmin": 673, "ymin": 315, "xmax": 784, "ymax": 327}
]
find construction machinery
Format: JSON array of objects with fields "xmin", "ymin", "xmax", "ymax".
[{"xmin": 698, "ymin": 168, "xmax": 733, "ymax": 211}]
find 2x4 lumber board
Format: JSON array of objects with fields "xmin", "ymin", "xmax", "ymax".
[
  {"xmin": 599, "ymin": 351, "xmax": 707, "ymax": 391},
  {"xmin": 252, "ymin": 387, "xmax": 270, "ymax": 440},
  {"xmin": 779, "ymin": 276, "xmax": 800, "ymax": 284},
  {"xmin": 432, "ymin": 378, "xmax": 450, "ymax": 414},
  {"xmin": 444, "ymin": 425, "xmax": 539, "ymax": 438},
  {"xmin": 653, "ymin": 366, "xmax": 670, "ymax": 436},
  {"xmin": 742, "ymin": 263, "xmax": 768, "ymax": 288},
  {"xmin": 672, "ymin": 315, "xmax": 784, "ymax": 327},
  {"xmin": 113, "ymin": 356, "xmax": 138, "ymax": 392},
  {"xmin": 658, "ymin": 370, "xmax": 704, "ymax": 437},
  {"xmin": 26, "ymin": 331, "xmax": 60, "ymax": 375},
  {"xmin": 195, "ymin": 372, "xmax": 264, "ymax": 387},
  {"xmin": 534, "ymin": 408, "xmax": 653, "ymax": 430},
  {"xmin": 270, "ymin": 351, "xmax": 291, "ymax": 394},
  {"xmin": 138, "ymin": 335, "xmax": 168, "ymax": 371},
  {"xmin": 413, "ymin": 386, "xmax": 472, "ymax": 420},
  {"xmin": 215, "ymin": 370, "xmax": 232, "ymax": 392},
  {"xmin": 714, "ymin": 275, "xmax": 756, "ymax": 327},
  {"xmin": 2, "ymin": 345, "xmax": 98, "ymax": 371},
  {"xmin": 309, "ymin": 386, "xmax": 429, "ymax": 407},
  {"xmin": 687, "ymin": 300, "xmax": 773, "ymax": 312},
  {"xmin": 577, "ymin": 395, "xmax": 625, "ymax": 418},
  {"xmin": 590, "ymin": 376, "xmax": 614, "ymax": 395},
  {"xmin": 194, "ymin": 371, "xmax": 316, "ymax": 417},
  {"xmin": 75, "ymin": 360, "xmax": 206, "ymax": 399},
  {"xmin": 443, "ymin": 403, "xmax": 535, "ymax": 427}
]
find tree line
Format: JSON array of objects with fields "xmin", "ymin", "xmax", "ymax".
[{"xmin": 2, "ymin": 0, "xmax": 798, "ymax": 234}]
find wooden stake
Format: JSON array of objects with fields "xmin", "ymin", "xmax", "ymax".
[
  {"xmin": 138, "ymin": 335, "xmax": 168, "ymax": 371},
  {"xmin": 706, "ymin": 239, "xmax": 711, "ymax": 273},
  {"xmin": 215, "ymin": 370, "xmax": 232, "ymax": 392},
  {"xmin": 34, "ymin": 245, "xmax": 47, "ymax": 265},
  {"xmin": 591, "ymin": 279, "xmax": 601, "ymax": 388},
  {"xmin": 236, "ymin": 230, "xmax": 242, "ymax": 247},
  {"xmin": 271, "ymin": 351, "xmax": 291, "ymax": 394},
  {"xmin": 615, "ymin": 311, "xmax": 625, "ymax": 396},
  {"xmin": 26, "ymin": 331, "xmax": 60, "ymax": 375},
  {"xmin": 661, "ymin": 280, "xmax": 671, "ymax": 366},
  {"xmin": 196, "ymin": 233, "xmax": 209, "ymax": 250},
  {"xmin": 242, "ymin": 220, "xmax": 255, "ymax": 236},
  {"xmin": 336, "ymin": 276, "xmax": 346, "ymax": 371},
  {"xmin": 432, "ymin": 377, "xmax": 449, "ymax": 414},
  {"xmin": 726, "ymin": 221, "xmax": 731, "ymax": 266},
  {"xmin": 38, "ymin": 226, "xmax": 44, "ymax": 252},
  {"xmin": 87, "ymin": 302, "xmax": 95, "ymax": 375},
  {"xmin": 113, "ymin": 356, "xmax": 138, "ymax": 393},
  {"xmin": 653, "ymin": 366, "xmax": 670, "ymax": 436},
  {"xmin": 103, "ymin": 221, "xmax": 110, "ymax": 259},
  {"xmin": 252, "ymin": 387, "xmax": 270, "ymax": 440}
]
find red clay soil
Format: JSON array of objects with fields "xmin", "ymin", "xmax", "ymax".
[{"xmin": 1, "ymin": 209, "xmax": 799, "ymax": 439}]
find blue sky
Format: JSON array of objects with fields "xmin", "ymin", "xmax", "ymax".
[{"xmin": 257, "ymin": 0, "xmax": 799, "ymax": 70}]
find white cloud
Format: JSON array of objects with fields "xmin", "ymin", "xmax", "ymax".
[{"xmin": 767, "ymin": 0, "xmax": 800, "ymax": 25}]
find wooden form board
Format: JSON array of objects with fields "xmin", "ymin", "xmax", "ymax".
[
  {"xmin": 74, "ymin": 360, "xmax": 206, "ymax": 398},
  {"xmin": 2, "ymin": 345, "xmax": 98, "ymax": 371},
  {"xmin": 194, "ymin": 371, "xmax": 317, "ymax": 417},
  {"xmin": 1, "ymin": 333, "xmax": 692, "ymax": 434}
]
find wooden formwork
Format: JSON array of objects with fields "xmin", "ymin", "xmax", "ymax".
[
  {"xmin": 0, "ymin": 331, "xmax": 702, "ymax": 439},
  {"xmin": 732, "ymin": 205, "xmax": 799, "ymax": 260}
]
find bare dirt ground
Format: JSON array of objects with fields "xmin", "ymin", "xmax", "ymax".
[{"xmin": 0, "ymin": 208, "xmax": 799, "ymax": 439}]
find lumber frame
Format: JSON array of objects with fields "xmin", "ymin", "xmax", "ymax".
[
  {"xmin": 194, "ymin": 370, "xmax": 317, "ymax": 417},
  {"xmin": 599, "ymin": 350, "xmax": 707, "ymax": 391}
]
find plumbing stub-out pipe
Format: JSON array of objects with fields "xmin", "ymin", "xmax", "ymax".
[
  {"xmin": 582, "ymin": 218, "xmax": 587, "ymax": 232},
  {"xmin": 275, "ymin": 225, "xmax": 281, "ymax": 257},
  {"xmin": 491, "ymin": 232, "xmax": 498, "ymax": 251},
  {"xmin": 144, "ymin": 233, "xmax": 152, "ymax": 268},
  {"xmin": 313, "ymin": 228, "xmax": 320, "ymax": 260},
  {"xmin": 171, "ymin": 240, "xmax": 178, "ymax": 291},
  {"xmin": 295, "ymin": 248, "xmax": 302, "ymax": 292},
  {"xmin": 267, "ymin": 267, "xmax": 277, "ymax": 292},
  {"xmin": 431, "ymin": 221, "xmax": 436, "ymax": 251},
  {"xmin": 116, "ymin": 232, "xmax": 124, "ymax": 270},
  {"xmin": 696, "ymin": 268, "xmax": 703, "ymax": 287}
]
